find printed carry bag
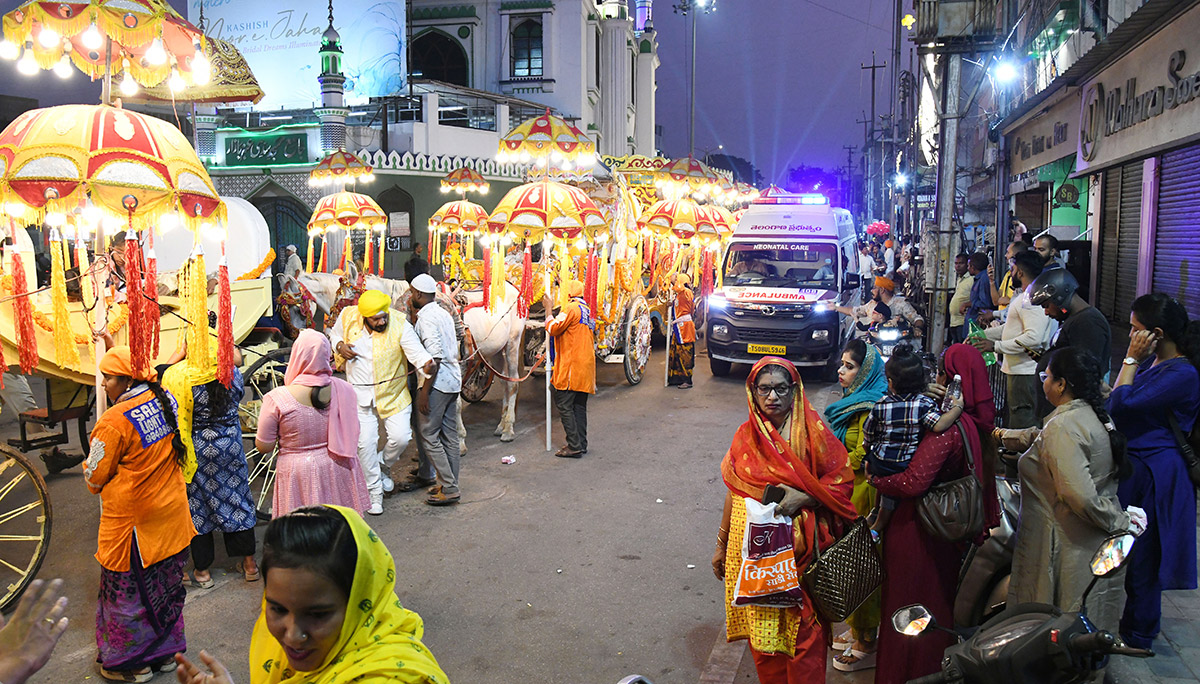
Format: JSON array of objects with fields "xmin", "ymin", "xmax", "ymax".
[{"xmin": 732, "ymin": 499, "xmax": 805, "ymax": 608}]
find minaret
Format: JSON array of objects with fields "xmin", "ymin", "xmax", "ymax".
[
  {"xmin": 634, "ymin": 0, "xmax": 653, "ymax": 33},
  {"xmin": 315, "ymin": 0, "xmax": 349, "ymax": 152}
]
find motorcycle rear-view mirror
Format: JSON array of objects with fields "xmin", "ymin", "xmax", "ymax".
[
  {"xmin": 892, "ymin": 604, "xmax": 934, "ymax": 636},
  {"xmin": 1090, "ymin": 534, "xmax": 1136, "ymax": 577}
]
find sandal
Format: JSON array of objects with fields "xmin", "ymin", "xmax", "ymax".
[
  {"xmin": 235, "ymin": 561, "xmax": 261, "ymax": 582},
  {"xmin": 99, "ymin": 667, "xmax": 153, "ymax": 683},
  {"xmin": 425, "ymin": 489, "xmax": 461, "ymax": 506},
  {"xmin": 832, "ymin": 629, "xmax": 854, "ymax": 651},
  {"xmin": 190, "ymin": 571, "xmax": 215, "ymax": 589},
  {"xmin": 555, "ymin": 446, "xmax": 583, "ymax": 458},
  {"xmin": 832, "ymin": 647, "xmax": 877, "ymax": 672},
  {"xmin": 396, "ymin": 475, "xmax": 437, "ymax": 492},
  {"xmin": 151, "ymin": 657, "xmax": 178, "ymax": 673}
]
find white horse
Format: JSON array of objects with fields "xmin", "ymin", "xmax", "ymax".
[{"xmin": 276, "ymin": 270, "xmax": 528, "ymax": 443}]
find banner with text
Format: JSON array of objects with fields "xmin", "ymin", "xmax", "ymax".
[{"xmin": 187, "ymin": 0, "xmax": 406, "ymax": 110}]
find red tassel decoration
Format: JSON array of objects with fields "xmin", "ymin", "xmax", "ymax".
[
  {"xmin": 144, "ymin": 229, "xmax": 160, "ymax": 360},
  {"xmin": 701, "ymin": 249, "xmax": 715, "ymax": 299},
  {"xmin": 517, "ymin": 243, "xmax": 532, "ymax": 318},
  {"xmin": 648, "ymin": 238, "xmax": 658, "ymax": 276},
  {"xmin": 339, "ymin": 233, "xmax": 349, "ymax": 273},
  {"xmin": 585, "ymin": 244, "xmax": 599, "ymax": 312},
  {"xmin": 125, "ymin": 235, "xmax": 151, "ymax": 378},
  {"xmin": 364, "ymin": 234, "xmax": 374, "ymax": 275},
  {"xmin": 9, "ymin": 251, "xmax": 37, "ymax": 374},
  {"xmin": 481, "ymin": 241, "xmax": 492, "ymax": 306},
  {"xmin": 216, "ymin": 248, "xmax": 234, "ymax": 388},
  {"xmin": 318, "ymin": 240, "xmax": 327, "ymax": 272}
]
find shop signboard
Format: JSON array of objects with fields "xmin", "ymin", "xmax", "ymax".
[
  {"xmin": 188, "ymin": 0, "xmax": 407, "ymax": 110},
  {"xmin": 1076, "ymin": 3, "xmax": 1200, "ymax": 173},
  {"xmin": 224, "ymin": 132, "xmax": 308, "ymax": 166},
  {"xmin": 1007, "ymin": 91, "xmax": 1080, "ymax": 179}
]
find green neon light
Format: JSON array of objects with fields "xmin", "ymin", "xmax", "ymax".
[{"xmin": 216, "ymin": 122, "xmax": 319, "ymax": 136}]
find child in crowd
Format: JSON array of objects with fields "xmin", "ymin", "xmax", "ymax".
[{"xmin": 862, "ymin": 345, "xmax": 964, "ymax": 533}]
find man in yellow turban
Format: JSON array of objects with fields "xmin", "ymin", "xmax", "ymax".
[
  {"xmin": 544, "ymin": 280, "xmax": 595, "ymax": 458},
  {"xmin": 330, "ymin": 289, "xmax": 435, "ymax": 515}
]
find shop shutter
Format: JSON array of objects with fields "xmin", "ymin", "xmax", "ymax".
[
  {"xmin": 1114, "ymin": 161, "xmax": 1143, "ymax": 322},
  {"xmin": 1153, "ymin": 143, "xmax": 1200, "ymax": 316},
  {"xmin": 1097, "ymin": 167, "xmax": 1121, "ymax": 318}
]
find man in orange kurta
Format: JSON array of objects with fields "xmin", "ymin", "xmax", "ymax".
[{"xmin": 546, "ymin": 281, "xmax": 596, "ymax": 458}]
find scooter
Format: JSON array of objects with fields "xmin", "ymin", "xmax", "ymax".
[
  {"xmin": 953, "ymin": 451, "xmax": 1022, "ymax": 627},
  {"xmin": 869, "ymin": 319, "xmax": 916, "ymax": 360},
  {"xmin": 892, "ymin": 534, "xmax": 1153, "ymax": 684}
]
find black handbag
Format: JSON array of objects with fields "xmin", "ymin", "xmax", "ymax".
[
  {"xmin": 801, "ymin": 517, "xmax": 882, "ymax": 623},
  {"xmin": 1166, "ymin": 411, "xmax": 1200, "ymax": 489},
  {"xmin": 916, "ymin": 422, "xmax": 985, "ymax": 543}
]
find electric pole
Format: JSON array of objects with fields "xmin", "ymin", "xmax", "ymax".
[
  {"xmin": 861, "ymin": 53, "xmax": 887, "ymax": 222},
  {"xmin": 843, "ymin": 144, "xmax": 856, "ymax": 216}
]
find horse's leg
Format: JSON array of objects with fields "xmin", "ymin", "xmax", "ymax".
[
  {"xmin": 497, "ymin": 325, "xmax": 523, "ymax": 443},
  {"xmin": 457, "ymin": 396, "xmax": 468, "ymax": 455}
]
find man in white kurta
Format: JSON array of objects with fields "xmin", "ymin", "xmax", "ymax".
[{"xmin": 330, "ymin": 289, "xmax": 433, "ymax": 515}]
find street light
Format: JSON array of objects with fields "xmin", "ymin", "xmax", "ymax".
[
  {"xmin": 994, "ymin": 59, "xmax": 1019, "ymax": 85},
  {"xmin": 893, "ymin": 172, "xmax": 908, "ymax": 188},
  {"xmin": 674, "ymin": 0, "xmax": 717, "ymax": 157}
]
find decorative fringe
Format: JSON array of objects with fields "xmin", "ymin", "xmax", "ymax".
[
  {"xmin": 306, "ymin": 235, "xmax": 315, "ymax": 273},
  {"xmin": 184, "ymin": 249, "xmax": 210, "ymax": 369},
  {"xmin": 701, "ymin": 250, "xmax": 715, "ymax": 299},
  {"xmin": 428, "ymin": 235, "xmax": 435, "ymax": 262},
  {"xmin": 49, "ymin": 236, "xmax": 81, "ymax": 370},
  {"xmin": 692, "ymin": 241, "xmax": 703, "ymax": 287},
  {"xmin": 144, "ymin": 229, "xmax": 159, "ymax": 360},
  {"xmin": 9, "ymin": 251, "xmax": 38, "ymax": 374},
  {"xmin": 491, "ymin": 243, "xmax": 504, "ymax": 311},
  {"xmin": 216, "ymin": 252, "xmax": 234, "ymax": 388},
  {"xmin": 557, "ymin": 239, "xmax": 571, "ymax": 309},
  {"xmin": 318, "ymin": 239, "xmax": 327, "ymax": 272},
  {"xmin": 585, "ymin": 244, "xmax": 599, "ymax": 313},
  {"xmin": 596, "ymin": 242, "xmax": 610, "ymax": 320},
  {"xmin": 481, "ymin": 243, "xmax": 492, "ymax": 310},
  {"xmin": 517, "ymin": 243, "xmax": 532, "ymax": 318},
  {"xmin": 363, "ymin": 233, "xmax": 374, "ymax": 275},
  {"xmin": 125, "ymin": 236, "xmax": 149, "ymax": 378},
  {"xmin": 339, "ymin": 232, "xmax": 350, "ymax": 272},
  {"xmin": 466, "ymin": 234, "xmax": 475, "ymax": 261}
]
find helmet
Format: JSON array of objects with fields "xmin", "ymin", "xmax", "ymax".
[{"xmin": 1028, "ymin": 268, "xmax": 1079, "ymax": 308}]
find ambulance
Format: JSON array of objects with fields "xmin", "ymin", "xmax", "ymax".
[{"xmin": 705, "ymin": 190, "xmax": 861, "ymax": 377}]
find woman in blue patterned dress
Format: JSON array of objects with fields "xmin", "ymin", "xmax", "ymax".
[{"xmin": 164, "ymin": 344, "xmax": 259, "ymax": 588}]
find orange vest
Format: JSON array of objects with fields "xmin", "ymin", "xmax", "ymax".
[
  {"xmin": 85, "ymin": 387, "xmax": 197, "ymax": 571},
  {"xmin": 673, "ymin": 286, "xmax": 697, "ymax": 344},
  {"xmin": 548, "ymin": 299, "xmax": 596, "ymax": 394}
]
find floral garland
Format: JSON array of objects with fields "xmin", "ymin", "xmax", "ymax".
[
  {"xmin": 1, "ymin": 275, "xmax": 129, "ymax": 344},
  {"xmin": 236, "ymin": 248, "xmax": 276, "ymax": 281}
]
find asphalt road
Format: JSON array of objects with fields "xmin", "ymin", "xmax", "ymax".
[{"xmin": 12, "ymin": 344, "xmax": 861, "ymax": 684}]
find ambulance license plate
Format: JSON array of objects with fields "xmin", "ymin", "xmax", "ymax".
[{"xmin": 748, "ymin": 344, "xmax": 786, "ymax": 355}]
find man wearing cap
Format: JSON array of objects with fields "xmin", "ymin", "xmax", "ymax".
[
  {"xmin": 283, "ymin": 245, "xmax": 303, "ymax": 280},
  {"xmin": 544, "ymin": 281, "xmax": 596, "ymax": 458},
  {"xmin": 883, "ymin": 239, "xmax": 896, "ymax": 276},
  {"xmin": 330, "ymin": 289, "xmax": 435, "ymax": 515},
  {"xmin": 409, "ymin": 274, "xmax": 464, "ymax": 506}
]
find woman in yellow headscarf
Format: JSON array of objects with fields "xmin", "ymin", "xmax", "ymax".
[{"xmin": 172, "ymin": 505, "xmax": 448, "ymax": 684}]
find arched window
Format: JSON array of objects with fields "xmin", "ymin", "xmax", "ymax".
[
  {"xmin": 412, "ymin": 31, "xmax": 469, "ymax": 86},
  {"xmin": 511, "ymin": 20, "xmax": 543, "ymax": 78}
]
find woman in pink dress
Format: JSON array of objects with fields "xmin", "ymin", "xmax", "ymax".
[{"xmin": 255, "ymin": 329, "xmax": 370, "ymax": 517}]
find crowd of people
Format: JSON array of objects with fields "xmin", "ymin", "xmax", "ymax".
[{"xmin": 712, "ymin": 231, "xmax": 1200, "ymax": 684}]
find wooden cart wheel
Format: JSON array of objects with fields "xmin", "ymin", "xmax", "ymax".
[
  {"xmin": 0, "ymin": 446, "xmax": 51, "ymax": 613},
  {"xmin": 623, "ymin": 295, "xmax": 653, "ymax": 385},
  {"xmin": 460, "ymin": 358, "xmax": 495, "ymax": 404},
  {"xmin": 240, "ymin": 348, "xmax": 291, "ymax": 521}
]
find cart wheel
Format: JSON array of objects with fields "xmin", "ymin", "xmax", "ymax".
[
  {"xmin": 245, "ymin": 445, "xmax": 278, "ymax": 522},
  {"xmin": 523, "ymin": 327, "xmax": 545, "ymax": 370},
  {"xmin": 460, "ymin": 358, "xmax": 495, "ymax": 403},
  {"xmin": 0, "ymin": 446, "xmax": 51, "ymax": 613},
  {"xmin": 624, "ymin": 295, "xmax": 653, "ymax": 385},
  {"xmin": 240, "ymin": 348, "xmax": 291, "ymax": 522}
]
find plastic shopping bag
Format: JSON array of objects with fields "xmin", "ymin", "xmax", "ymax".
[
  {"xmin": 968, "ymin": 321, "xmax": 998, "ymax": 366},
  {"xmin": 732, "ymin": 499, "xmax": 805, "ymax": 608}
]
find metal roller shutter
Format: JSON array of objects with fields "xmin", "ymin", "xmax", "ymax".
[
  {"xmin": 1153, "ymin": 143, "xmax": 1200, "ymax": 317},
  {"xmin": 1098, "ymin": 168, "xmax": 1121, "ymax": 318},
  {"xmin": 1114, "ymin": 161, "xmax": 1143, "ymax": 322}
]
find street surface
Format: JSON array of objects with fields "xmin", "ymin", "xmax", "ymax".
[{"xmin": 11, "ymin": 342, "xmax": 1200, "ymax": 683}]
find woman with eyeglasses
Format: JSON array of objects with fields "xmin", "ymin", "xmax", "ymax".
[
  {"xmin": 1107, "ymin": 293, "xmax": 1200, "ymax": 649},
  {"xmin": 997, "ymin": 347, "xmax": 1141, "ymax": 640},
  {"xmin": 710, "ymin": 357, "xmax": 856, "ymax": 682}
]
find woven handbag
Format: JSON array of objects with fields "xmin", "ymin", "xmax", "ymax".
[{"xmin": 801, "ymin": 517, "xmax": 882, "ymax": 623}]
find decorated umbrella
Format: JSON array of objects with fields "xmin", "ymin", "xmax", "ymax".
[
  {"xmin": 655, "ymin": 156, "xmax": 721, "ymax": 199},
  {"xmin": 736, "ymin": 182, "xmax": 760, "ymax": 204},
  {"xmin": 428, "ymin": 198, "xmax": 489, "ymax": 268},
  {"xmin": 1, "ymin": 0, "xmax": 216, "ymax": 101},
  {"xmin": 440, "ymin": 166, "xmax": 489, "ymax": 195},
  {"xmin": 309, "ymin": 149, "xmax": 374, "ymax": 187},
  {"xmin": 0, "ymin": 102, "xmax": 227, "ymax": 409},
  {"xmin": 138, "ymin": 34, "xmax": 262, "ymax": 104},
  {"xmin": 496, "ymin": 109, "xmax": 596, "ymax": 172},
  {"xmin": 487, "ymin": 179, "xmax": 607, "ymax": 452},
  {"xmin": 306, "ymin": 191, "xmax": 386, "ymax": 275}
]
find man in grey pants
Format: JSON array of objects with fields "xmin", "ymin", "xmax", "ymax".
[{"xmin": 410, "ymin": 274, "xmax": 463, "ymax": 506}]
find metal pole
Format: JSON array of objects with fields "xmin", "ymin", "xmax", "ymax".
[
  {"xmin": 688, "ymin": 8, "xmax": 697, "ymax": 157},
  {"xmin": 94, "ymin": 223, "xmax": 109, "ymax": 417},
  {"xmin": 930, "ymin": 53, "xmax": 963, "ymax": 355},
  {"xmin": 101, "ymin": 38, "xmax": 112, "ymax": 105},
  {"xmin": 544, "ymin": 236, "xmax": 552, "ymax": 452}
]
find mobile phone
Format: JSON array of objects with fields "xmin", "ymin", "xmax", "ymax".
[{"xmin": 761, "ymin": 484, "xmax": 785, "ymax": 506}]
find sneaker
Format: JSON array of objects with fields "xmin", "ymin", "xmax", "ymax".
[
  {"xmin": 382, "ymin": 475, "xmax": 395, "ymax": 493},
  {"xmin": 99, "ymin": 667, "xmax": 152, "ymax": 683},
  {"xmin": 367, "ymin": 502, "xmax": 384, "ymax": 516}
]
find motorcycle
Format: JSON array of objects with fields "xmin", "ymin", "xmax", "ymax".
[
  {"xmin": 892, "ymin": 534, "xmax": 1153, "ymax": 684},
  {"xmin": 869, "ymin": 319, "xmax": 917, "ymax": 360}
]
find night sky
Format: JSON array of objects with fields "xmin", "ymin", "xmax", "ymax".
[
  {"xmin": 650, "ymin": 0, "xmax": 901, "ymax": 182},
  {"xmin": 0, "ymin": 0, "xmax": 900, "ymax": 181}
]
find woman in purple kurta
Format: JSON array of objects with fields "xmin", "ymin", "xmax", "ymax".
[{"xmin": 1107, "ymin": 294, "xmax": 1200, "ymax": 649}]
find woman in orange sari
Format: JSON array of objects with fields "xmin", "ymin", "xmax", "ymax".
[{"xmin": 711, "ymin": 357, "xmax": 856, "ymax": 682}]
